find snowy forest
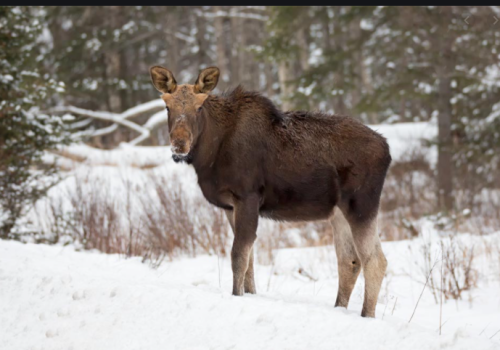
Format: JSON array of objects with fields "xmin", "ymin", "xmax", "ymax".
[{"xmin": 1, "ymin": 6, "xmax": 500, "ymax": 350}]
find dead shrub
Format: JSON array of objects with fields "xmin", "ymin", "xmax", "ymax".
[
  {"xmin": 35, "ymin": 170, "xmax": 230, "ymax": 266},
  {"xmin": 67, "ymin": 173, "xmax": 125, "ymax": 254},
  {"xmin": 440, "ymin": 237, "xmax": 478, "ymax": 301},
  {"xmin": 139, "ymin": 173, "xmax": 230, "ymax": 266},
  {"xmin": 414, "ymin": 234, "xmax": 478, "ymax": 303}
]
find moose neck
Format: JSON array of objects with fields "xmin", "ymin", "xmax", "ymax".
[{"xmin": 190, "ymin": 95, "xmax": 233, "ymax": 175}]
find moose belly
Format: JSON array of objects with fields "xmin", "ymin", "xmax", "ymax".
[{"xmin": 259, "ymin": 172, "xmax": 339, "ymax": 221}]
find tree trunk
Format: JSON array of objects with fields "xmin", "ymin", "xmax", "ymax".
[
  {"xmin": 437, "ymin": 75, "xmax": 453, "ymax": 211},
  {"xmin": 436, "ymin": 7, "xmax": 454, "ymax": 212},
  {"xmin": 167, "ymin": 10, "xmax": 179, "ymax": 74},
  {"xmin": 214, "ymin": 6, "xmax": 230, "ymax": 90},
  {"xmin": 102, "ymin": 6, "xmax": 123, "ymax": 148},
  {"xmin": 278, "ymin": 60, "xmax": 294, "ymax": 111},
  {"xmin": 331, "ymin": 8, "xmax": 347, "ymax": 115},
  {"xmin": 195, "ymin": 9, "xmax": 209, "ymax": 68},
  {"xmin": 321, "ymin": 13, "xmax": 335, "ymax": 112},
  {"xmin": 230, "ymin": 15, "xmax": 241, "ymax": 85},
  {"xmin": 105, "ymin": 6, "xmax": 122, "ymax": 113},
  {"xmin": 264, "ymin": 62, "xmax": 275, "ymax": 98},
  {"xmin": 296, "ymin": 28, "xmax": 310, "ymax": 73}
]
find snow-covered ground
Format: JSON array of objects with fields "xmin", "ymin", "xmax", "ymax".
[{"xmin": 1, "ymin": 229, "xmax": 499, "ymax": 350}]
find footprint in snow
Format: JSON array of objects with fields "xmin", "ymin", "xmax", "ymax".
[
  {"xmin": 45, "ymin": 329, "xmax": 58, "ymax": 338},
  {"xmin": 72, "ymin": 290, "xmax": 88, "ymax": 301}
]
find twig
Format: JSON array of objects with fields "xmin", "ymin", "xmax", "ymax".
[
  {"xmin": 490, "ymin": 329, "xmax": 500, "ymax": 340},
  {"xmin": 217, "ymin": 252, "xmax": 221, "ymax": 289},
  {"xmin": 382, "ymin": 295, "xmax": 390, "ymax": 320},
  {"xmin": 436, "ymin": 319, "xmax": 449, "ymax": 332},
  {"xmin": 298, "ymin": 267, "xmax": 318, "ymax": 282},
  {"xmin": 267, "ymin": 258, "xmax": 276, "ymax": 292},
  {"xmin": 391, "ymin": 296, "xmax": 398, "ymax": 315},
  {"xmin": 440, "ymin": 247, "xmax": 444, "ymax": 335},
  {"xmin": 479, "ymin": 323, "xmax": 490, "ymax": 336},
  {"xmin": 409, "ymin": 260, "xmax": 438, "ymax": 324}
]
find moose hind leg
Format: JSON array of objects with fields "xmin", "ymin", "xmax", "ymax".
[
  {"xmin": 231, "ymin": 238, "xmax": 255, "ymax": 296},
  {"xmin": 244, "ymin": 247, "xmax": 256, "ymax": 294},
  {"xmin": 350, "ymin": 216, "xmax": 387, "ymax": 318},
  {"xmin": 331, "ymin": 208, "xmax": 361, "ymax": 308}
]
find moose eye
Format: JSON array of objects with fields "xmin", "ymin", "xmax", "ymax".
[
  {"xmin": 197, "ymin": 107, "xmax": 202, "ymax": 113},
  {"xmin": 166, "ymin": 106, "xmax": 170, "ymax": 113}
]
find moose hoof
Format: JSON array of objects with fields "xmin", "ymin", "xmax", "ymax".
[
  {"xmin": 232, "ymin": 288, "xmax": 244, "ymax": 296},
  {"xmin": 244, "ymin": 284, "xmax": 256, "ymax": 294},
  {"xmin": 361, "ymin": 310, "xmax": 375, "ymax": 318}
]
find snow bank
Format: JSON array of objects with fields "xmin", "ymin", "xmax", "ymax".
[{"xmin": 52, "ymin": 143, "xmax": 173, "ymax": 168}]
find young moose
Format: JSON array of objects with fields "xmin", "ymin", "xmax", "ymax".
[{"xmin": 150, "ymin": 66, "xmax": 391, "ymax": 317}]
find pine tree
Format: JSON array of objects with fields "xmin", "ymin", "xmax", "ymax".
[
  {"xmin": 0, "ymin": 6, "xmax": 69, "ymax": 239},
  {"xmin": 357, "ymin": 6, "xmax": 500, "ymax": 211}
]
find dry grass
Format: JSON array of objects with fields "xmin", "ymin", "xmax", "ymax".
[
  {"xmin": 413, "ymin": 232, "xmax": 479, "ymax": 303},
  {"xmin": 440, "ymin": 237, "xmax": 478, "ymax": 301},
  {"xmin": 138, "ymin": 173, "xmax": 230, "ymax": 266},
  {"xmin": 36, "ymin": 171, "xmax": 230, "ymax": 266}
]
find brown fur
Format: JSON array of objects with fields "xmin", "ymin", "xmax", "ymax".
[{"xmin": 150, "ymin": 66, "xmax": 391, "ymax": 317}]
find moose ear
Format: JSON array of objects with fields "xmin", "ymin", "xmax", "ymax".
[
  {"xmin": 150, "ymin": 66, "xmax": 177, "ymax": 94},
  {"xmin": 194, "ymin": 67, "xmax": 220, "ymax": 94}
]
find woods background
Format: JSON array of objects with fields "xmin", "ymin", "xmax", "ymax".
[
  {"xmin": 47, "ymin": 6, "xmax": 500, "ymax": 211},
  {"xmin": 2, "ymin": 6, "xmax": 500, "ymax": 243}
]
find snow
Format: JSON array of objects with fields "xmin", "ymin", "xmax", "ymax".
[
  {"xmin": 58, "ymin": 99, "xmax": 165, "ymax": 145},
  {"xmin": 486, "ymin": 102, "xmax": 500, "ymax": 124},
  {"xmin": 369, "ymin": 121, "xmax": 437, "ymax": 164},
  {"xmin": 1, "ymin": 231, "xmax": 499, "ymax": 350},
  {"xmin": 144, "ymin": 110, "xmax": 168, "ymax": 129},
  {"xmin": 120, "ymin": 99, "xmax": 164, "ymax": 120},
  {"xmin": 69, "ymin": 117, "xmax": 93, "ymax": 130},
  {"xmin": 53, "ymin": 143, "xmax": 173, "ymax": 168}
]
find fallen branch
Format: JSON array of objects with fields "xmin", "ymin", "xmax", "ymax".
[{"xmin": 52, "ymin": 99, "xmax": 167, "ymax": 145}]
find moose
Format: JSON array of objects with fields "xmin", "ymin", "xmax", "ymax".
[{"xmin": 150, "ymin": 66, "xmax": 391, "ymax": 317}]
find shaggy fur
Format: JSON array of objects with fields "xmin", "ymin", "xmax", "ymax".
[{"xmin": 150, "ymin": 66, "xmax": 391, "ymax": 317}]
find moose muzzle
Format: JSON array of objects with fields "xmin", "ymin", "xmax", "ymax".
[{"xmin": 170, "ymin": 124, "xmax": 193, "ymax": 163}]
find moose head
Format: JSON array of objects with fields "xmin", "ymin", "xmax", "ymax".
[{"xmin": 150, "ymin": 66, "xmax": 220, "ymax": 163}]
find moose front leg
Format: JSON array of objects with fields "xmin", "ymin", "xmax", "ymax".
[
  {"xmin": 225, "ymin": 209, "xmax": 257, "ymax": 294},
  {"xmin": 229, "ymin": 194, "xmax": 259, "ymax": 296}
]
